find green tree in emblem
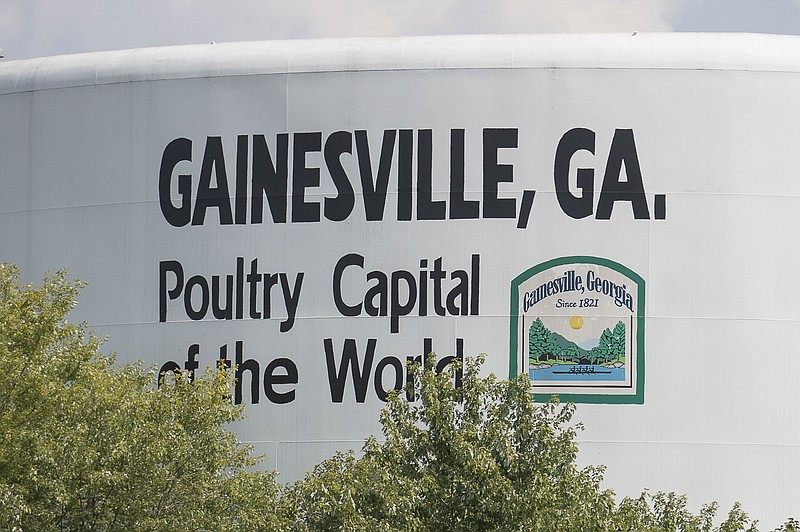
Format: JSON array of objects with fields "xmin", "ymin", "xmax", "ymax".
[
  {"xmin": 563, "ymin": 344, "xmax": 580, "ymax": 364},
  {"xmin": 611, "ymin": 320, "xmax": 626, "ymax": 363},
  {"xmin": 529, "ymin": 318, "xmax": 557, "ymax": 364},
  {"xmin": 597, "ymin": 327, "xmax": 615, "ymax": 365}
]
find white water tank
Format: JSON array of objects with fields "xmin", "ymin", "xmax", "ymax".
[{"xmin": 1, "ymin": 33, "xmax": 798, "ymax": 526}]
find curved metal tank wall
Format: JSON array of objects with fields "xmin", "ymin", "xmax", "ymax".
[{"xmin": 1, "ymin": 33, "xmax": 798, "ymax": 526}]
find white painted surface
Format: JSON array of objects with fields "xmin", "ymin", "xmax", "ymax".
[{"xmin": 1, "ymin": 33, "xmax": 798, "ymax": 526}]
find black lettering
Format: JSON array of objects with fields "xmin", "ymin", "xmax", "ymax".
[
  {"xmin": 390, "ymin": 270, "xmax": 416, "ymax": 333},
  {"xmin": 324, "ymin": 338, "xmax": 376, "ymax": 403},
  {"xmin": 158, "ymin": 361, "xmax": 182, "ymax": 386},
  {"xmin": 252, "ymin": 134, "xmax": 288, "ymax": 223},
  {"xmin": 159, "ymin": 138, "xmax": 192, "ymax": 227},
  {"xmin": 449, "ymin": 129, "xmax": 479, "ymax": 219},
  {"xmin": 365, "ymin": 270, "xmax": 388, "ymax": 317},
  {"xmin": 234, "ymin": 341, "xmax": 259, "ymax": 405},
  {"xmin": 234, "ymin": 135, "xmax": 248, "ymax": 224},
  {"xmin": 218, "ymin": 344, "xmax": 232, "ymax": 370},
  {"xmin": 470, "ymin": 254, "xmax": 480, "ymax": 316},
  {"xmin": 211, "ymin": 275, "xmax": 233, "ymax": 320},
  {"xmin": 159, "ymin": 260, "xmax": 184, "ymax": 322},
  {"xmin": 431, "ymin": 258, "xmax": 446, "ymax": 316},
  {"xmin": 333, "ymin": 254, "xmax": 364, "ymax": 317},
  {"xmin": 419, "ymin": 259, "xmax": 428, "ymax": 317},
  {"xmin": 264, "ymin": 358, "xmax": 298, "ymax": 404},
  {"xmin": 292, "ymin": 132, "xmax": 322, "ymax": 222},
  {"xmin": 192, "ymin": 137, "xmax": 233, "ymax": 225},
  {"xmin": 397, "ymin": 129, "xmax": 413, "ymax": 221},
  {"xmin": 596, "ymin": 129, "xmax": 650, "ymax": 220},
  {"xmin": 279, "ymin": 272, "xmax": 304, "ymax": 333},
  {"xmin": 356, "ymin": 130, "xmax": 396, "ymax": 221},
  {"xmin": 184, "ymin": 275, "xmax": 209, "ymax": 320},
  {"xmin": 417, "ymin": 129, "xmax": 446, "ymax": 220},
  {"xmin": 262, "ymin": 273, "xmax": 278, "ymax": 319},
  {"xmin": 446, "ymin": 270, "xmax": 469, "ymax": 315},
  {"xmin": 324, "ymin": 131, "xmax": 355, "ymax": 221},
  {"xmin": 374, "ymin": 356, "xmax": 403, "ymax": 402},
  {"xmin": 236, "ymin": 257, "xmax": 244, "ymax": 320},
  {"xmin": 555, "ymin": 127, "xmax": 595, "ymax": 219},
  {"xmin": 654, "ymin": 194, "xmax": 666, "ymax": 219},
  {"xmin": 247, "ymin": 259, "xmax": 262, "ymax": 319},
  {"xmin": 482, "ymin": 128, "xmax": 517, "ymax": 218},
  {"xmin": 184, "ymin": 344, "xmax": 200, "ymax": 380}
]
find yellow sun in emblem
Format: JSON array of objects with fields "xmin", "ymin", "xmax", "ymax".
[{"xmin": 569, "ymin": 315, "xmax": 584, "ymax": 330}]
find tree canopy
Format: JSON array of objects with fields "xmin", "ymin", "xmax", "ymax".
[
  {"xmin": 1, "ymin": 263, "xmax": 797, "ymax": 531},
  {"xmin": 0, "ymin": 263, "xmax": 285, "ymax": 531},
  {"xmin": 281, "ymin": 355, "xmax": 796, "ymax": 532},
  {"xmin": 282, "ymin": 354, "xmax": 617, "ymax": 530}
]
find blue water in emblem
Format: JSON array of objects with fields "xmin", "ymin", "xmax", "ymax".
[{"xmin": 530, "ymin": 364, "xmax": 625, "ymax": 382}]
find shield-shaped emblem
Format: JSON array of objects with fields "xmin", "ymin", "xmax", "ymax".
[{"xmin": 509, "ymin": 256, "xmax": 645, "ymax": 404}]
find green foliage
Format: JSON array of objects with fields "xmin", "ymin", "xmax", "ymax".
[
  {"xmin": 612, "ymin": 320, "xmax": 626, "ymax": 357},
  {"xmin": 528, "ymin": 317, "xmax": 627, "ymax": 366},
  {"xmin": 774, "ymin": 518, "xmax": 800, "ymax": 532},
  {"xmin": 283, "ymin": 355, "xmax": 618, "ymax": 531},
  {"xmin": 3, "ymin": 263, "xmax": 797, "ymax": 531},
  {"xmin": 528, "ymin": 317, "xmax": 558, "ymax": 363},
  {"xmin": 281, "ymin": 354, "xmax": 796, "ymax": 532},
  {"xmin": 613, "ymin": 491, "xmax": 762, "ymax": 532},
  {"xmin": 0, "ymin": 264, "xmax": 284, "ymax": 531}
]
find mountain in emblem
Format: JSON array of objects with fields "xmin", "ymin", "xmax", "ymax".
[
  {"xmin": 549, "ymin": 332, "xmax": 590, "ymax": 357},
  {"xmin": 578, "ymin": 338, "xmax": 600, "ymax": 350},
  {"xmin": 529, "ymin": 317, "xmax": 626, "ymax": 366}
]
